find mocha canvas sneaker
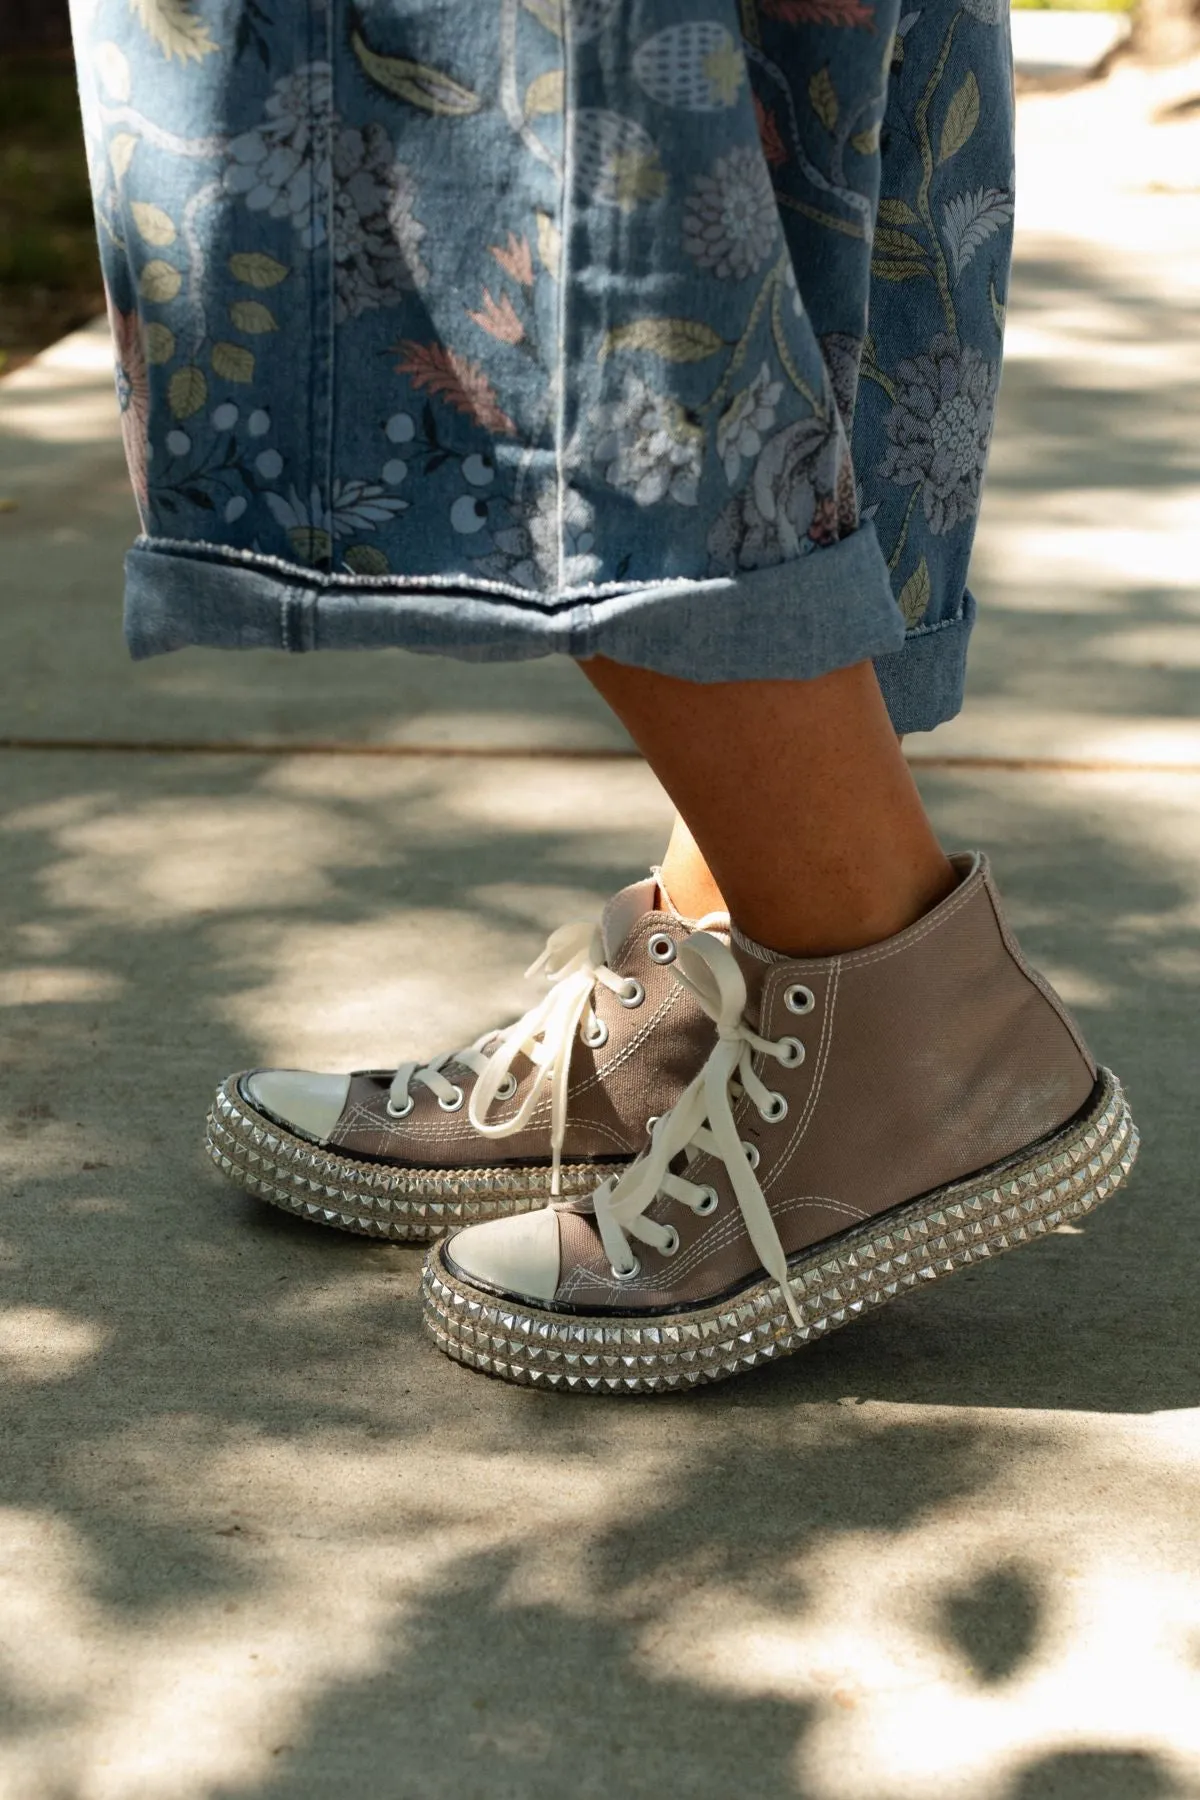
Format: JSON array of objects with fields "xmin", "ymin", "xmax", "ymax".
[
  {"xmin": 205, "ymin": 877, "xmax": 725, "ymax": 1241},
  {"xmin": 424, "ymin": 855, "xmax": 1139, "ymax": 1392}
]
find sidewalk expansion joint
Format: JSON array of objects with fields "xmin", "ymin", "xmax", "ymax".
[{"xmin": 3, "ymin": 737, "xmax": 1200, "ymax": 775}]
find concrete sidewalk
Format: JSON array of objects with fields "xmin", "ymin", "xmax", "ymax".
[{"xmin": 2, "ymin": 66, "xmax": 1199, "ymax": 1800}]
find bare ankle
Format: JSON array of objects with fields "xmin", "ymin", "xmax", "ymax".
[{"xmin": 731, "ymin": 850, "xmax": 957, "ymax": 959}]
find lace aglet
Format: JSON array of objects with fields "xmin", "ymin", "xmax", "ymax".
[{"xmin": 550, "ymin": 1154, "xmax": 562, "ymax": 1200}]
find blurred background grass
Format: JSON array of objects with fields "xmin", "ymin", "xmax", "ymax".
[
  {"xmin": 0, "ymin": 51, "xmax": 104, "ymax": 375},
  {"xmin": 1012, "ymin": 0, "xmax": 1134, "ymax": 10}
]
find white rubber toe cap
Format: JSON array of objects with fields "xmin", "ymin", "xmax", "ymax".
[
  {"xmin": 448, "ymin": 1206, "xmax": 562, "ymax": 1304},
  {"xmin": 244, "ymin": 1070, "xmax": 352, "ymax": 1144}
]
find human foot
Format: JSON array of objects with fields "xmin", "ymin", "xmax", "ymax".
[
  {"xmin": 205, "ymin": 877, "xmax": 726, "ymax": 1241},
  {"xmin": 424, "ymin": 856, "xmax": 1138, "ymax": 1391}
]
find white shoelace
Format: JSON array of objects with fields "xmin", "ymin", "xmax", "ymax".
[
  {"xmin": 388, "ymin": 921, "xmax": 640, "ymax": 1195},
  {"xmin": 591, "ymin": 931, "xmax": 809, "ymax": 1329}
]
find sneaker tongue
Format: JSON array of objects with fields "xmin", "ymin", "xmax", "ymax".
[
  {"xmin": 600, "ymin": 876, "xmax": 659, "ymax": 963},
  {"xmin": 601, "ymin": 873, "xmax": 732, "ymax": 963}
]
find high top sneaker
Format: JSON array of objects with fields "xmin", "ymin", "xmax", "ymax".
[
  {"xmin": 206, "ymin": 877, "xmax": 726, "ymax": 1241},
  {"xmin": 424, "ymin": 855, "xmax": 1138, "ymax": 1392}
]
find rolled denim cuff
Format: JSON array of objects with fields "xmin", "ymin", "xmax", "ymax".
[
  {"xmin": 124, "ymin": 521, "xmax": 908, "ymax": 685},
  {"xmin": 874, "ymin": 590, "xmax": 976, "ymax": 736}
]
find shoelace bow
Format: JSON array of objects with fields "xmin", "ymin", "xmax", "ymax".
[
  {"xmin": 388, "ymin": 920, "xmax": 639, "ymax": 1196},
  {"xmin": 591, "ymin": 931, "xmax": 809, "ymax": 1330}
]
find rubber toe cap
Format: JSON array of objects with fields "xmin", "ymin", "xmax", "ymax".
[
  {"xmin": 244, "ymin": 1069, "xmax": 352, "ymax": 1144},
  {"xmin": 447, "ymin": 1206, "xmax": 562, "ymax": 1304}
]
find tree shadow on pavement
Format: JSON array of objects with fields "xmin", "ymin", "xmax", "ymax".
[{"xmin": 1, "ymin": 745, "xmax": 1198, "ymax": 1795}]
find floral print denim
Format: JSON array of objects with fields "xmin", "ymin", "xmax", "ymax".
[{"xmin": 70, "ymin": 0, "xmax": 1013, "ymax": 731}]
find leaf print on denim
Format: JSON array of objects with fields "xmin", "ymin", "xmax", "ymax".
[
  {"xmin": 593, "ymin": 378, "xmax": 703, "ymax": 507},
  {"xmin": 716, "ymin": 364, "xmax": 783, "ymax": 485},
  {"xmin": 229, "ymin": 299, "xmax": 277, "ymax": 334},
  {"xmin": 228, "ymin": 251, "xmax": 289, "ymax": 288},
  {"xmin": 129, "ymin": 0, "xmax": 217, "ymax": 64},
  {"xmin": 344, "ymin": 544, "xmax": 392, "ymax": 574},
  {"xmin": 350, "ymin": 28, "xmax": 482, "ymax": 117},
  {"xmin": 754, "ymin": 96, "xmax": 789, "ymax": 168},
  {"xmin": 212, "ymin": 341, "xmax": 255, "ymax": 383},
  {"xmin": 809, "ymin": 67, "xmax": 839, "ymax": 135},
  {"xmin": 145, "ymin": 322, "xmax": 175, "ymax": 364},
  {"xmin": 75, "ymin": 0, "xmax": 1016, "ymax": 702},
  {"xmin": 573, "ymin": 113, "xmax": 667, "ymax": 211},
  {"xmin": 94, "ymin": 41, "xmax": 132, "ymax": 101},
  {"xmin": 600, "ymin": 318, "xmax": 724, "ymax": 364},
  {"xmin": 168, "ymin": 364, "xmax": 207, "ymax": 417},
  {"xmin": 942, "ymin": 188, "xmax": 1014, "ymax": 280},
  {"xmin": 872, "ymin": 224, "xmax": 931, "ymax": 284},
  {"xmin": 130, "ymin": 201, "xmax": 176, "ymax": 246},
  {"xmin": 108, "ymin": 132, "xmax": 139, "ymax": 181},
  {"xmin": 633, "ymin": 23, "xmax": 745, "ymax": 112},
  {"xmin": 140, "ymin": 260, "xmax": 182, "ymax": 303},
  {"xmin": 395, "ymin": 342, "xmax": 518, "ymax": 437},
  {"xmin": 523, "ymin": 69, "xmax": 564, "ymax": 117},
  {"xmin": 264, "ymin": 481, "xmax": 409, "ymax": 567},
  {"xmin": 897, "ymin": 555, "xmax": 932, "ymax": 624},
  {"xmin": 491, "ymin": 234, "xmax": 536, "ymax": 288},
  {"xmin": 469, "ymin": 289, "xmax": 526, "ymax": 346},
  {"xmin": 938, "ymin": 73, "xmax": 980, "ymax": 166},
  {"xmin": 877, "ymin": 334, "xmax": 997, "ymax": 535},
  {"xmin": 683, "ymin": 148, "xmax": 778, "ymax": 281},
  {"xmin": 760, "ymin": 0, "xmax": 874, "ymax": 24}
]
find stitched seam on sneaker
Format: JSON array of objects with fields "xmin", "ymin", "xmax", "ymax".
[
  {"xmin": 636, "ymin": 1191, "xmax": 869, "ymax": 1292},
  {"xmin": 553, "ymin": 1194, "xmax": 868, "ymax": 1303}
]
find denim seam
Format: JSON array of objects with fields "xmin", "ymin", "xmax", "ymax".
[
  {"xmin": 316, "ymin": 7, "xmax": 337, "ymax": 652},
  {"xmin": 555, "ymin": 0, "xmax": 573, "ymax": 595},
  {"xmin": 132, "ymin": 531, "xmax": 770, "ymax": 605},
  {"xmin": 901, "ymin": 608, "xmax": 969, "ymax": 641}
]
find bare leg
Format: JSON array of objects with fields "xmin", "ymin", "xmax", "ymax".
[
  {"xmin": 583, "ymin": 656, "xmax": 952, "ymax": 958},
  {"xmin": 656, "ymin": 814, "xmax": 728, "ymax": 920}
]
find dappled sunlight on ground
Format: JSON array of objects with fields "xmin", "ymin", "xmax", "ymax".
[
  {"xmin": 1, "ymin": 749, "xmax": 1198, "ymax": 1796},
  {"xmin": 3, "ymin": 58, "xmax": 1200, "ymax": 1800}
]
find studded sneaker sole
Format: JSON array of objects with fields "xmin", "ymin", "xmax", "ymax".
[
  {"xmin": 205, "ymin": 1075, "xmax": 627, "ymax": 1243},
  {"xmin": 422, "ymin": 1068, "xmax": 1137, "ymax": 1392}
]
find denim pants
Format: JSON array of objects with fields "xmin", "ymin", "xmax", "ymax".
[{"xmin": 71, "ymin": 0, "xmax": 1013, "ymax": 732}]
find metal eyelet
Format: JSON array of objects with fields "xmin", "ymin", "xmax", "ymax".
[
  {"xmin": 741, "ymin": 1140, "xmax": 761, "ymax": 1171},
  {"xmin": 611, "ymin": 1257, "xmax": 642, "ymax": 1282},
  {"xmin": 619, "ymin": 978, "xmax": 646, "ymax": 1008},
  {"xmin": 647, "ymin": 932, "xmax": 677, "ymax": 965},
  {"xmin": 660, "ymin": 1226, "xmax": 680, "ymax": 1257},
  {"xmin": 385, "ymin": 1094, "xmax": 414, "ymax": 1119},
  {"xmin": 495, "ymin": 1074, "xmax": 518, "ymax": 1101},
  {"xmin": 438, "ymin": 1084, "xmax": 465, "ymax": 1112},
  {"xmin": 694, "ymin": 1186, "xmax": 719, "ymax": 1217},
  {"xmin": 761, "ymin": 1091, "xmax": 788, "ymax": 1123},
  {"xmin": 776, "ymin": 1035, "xmax": 806, "ymax": 1068},
  {"xmin": 785, "ymin": 984, "xmax": 816, "ymax": 1016},
  {"xmin": 582, "ymin": 1016, "xmax": 609, "ymax": 1049}
]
